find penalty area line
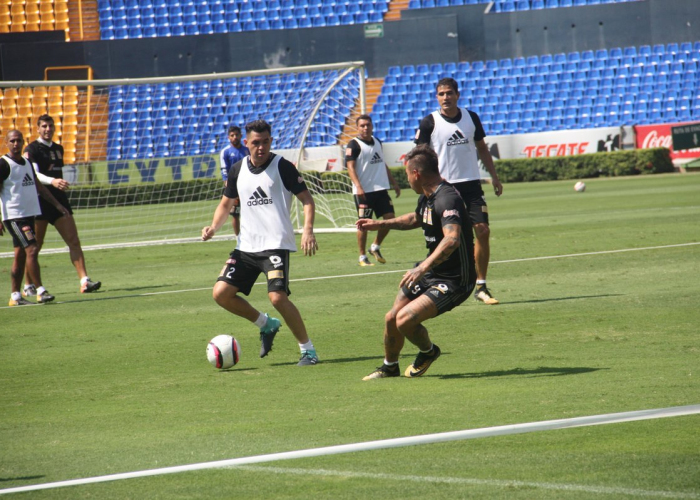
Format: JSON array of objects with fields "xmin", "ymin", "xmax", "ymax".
[{"xmin": 1, "ymin": 404, "xmax": 698, "ymax": 495}]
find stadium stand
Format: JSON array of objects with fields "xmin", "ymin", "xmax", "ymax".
[{"xmin": 408, "ymin": 0, "xmax": 642, "ymax": 9}]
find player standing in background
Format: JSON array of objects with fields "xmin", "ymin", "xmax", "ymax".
[
  {"xmin": 23, "ymin": 114, "xmax": 101, "ymax": 295},
  {"xmin": 359, "ymin": 145, "xmax": 476, "ymax": 380},
  {"xmin": 345, "ymin": 114, "xmax": 401, "ymax": 266},
  {"xmin": 1, "ymin": 130, "xmax": 69, "ymax": 306},
  {"xmin": 219, "ymin": 125, "xmax": 250, "ymax": 236},
  {"xmin": 202, "ymin": 120, "xmax": 320, "ymax": 366},
  {"xmin": 415, "ymin": 78, "xmax": 502, "ymax": 305}
]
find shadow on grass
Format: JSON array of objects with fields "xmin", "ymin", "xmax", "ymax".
[
  {"xmin": 494, "ymin": 294, "xmax": 623, "ymax": 305},
  {"xmin": 437, "ymin": 366, "xmax": 606, "ymax": 380},
  {"xmin": 0, "ymin": 475, "xmax": 44, "ymax": 483}
]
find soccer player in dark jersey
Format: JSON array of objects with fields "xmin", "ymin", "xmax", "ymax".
[
  {"xmin": 202, "ymin": 120, "xmax": 320, "ymax": 366},
  {"xmin": 23, "ymin": 115, "xmax": 101, "ymax": 295},
  {"xmin": 219, "ymin": 125, "xmax": 249, "ymax": 236},
  {"xmin": 359, "ymin": 144, "xmax": 476, "ymax": 380},
  {"xmin": 415, "ymin": 78, "xmax": 502, "ymax": 305}
]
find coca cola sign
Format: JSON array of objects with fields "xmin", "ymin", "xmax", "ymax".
[{"xmin": 635, "ymin": 122, "xmax": 700, "ymax": 160}]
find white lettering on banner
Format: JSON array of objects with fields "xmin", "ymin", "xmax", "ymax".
[
  {"xmin": 522, "ymin": 143, "xmax": 589, "ymax": 158},
  {"xmin": 641, "ymin": 130, "xmax": 673, "ymax": 149}
]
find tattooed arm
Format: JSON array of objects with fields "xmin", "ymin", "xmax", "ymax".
[
  {"xmin": 356, "ymin": 212, "xmax": 420, "ymax": 232},
  {"xmin": 399, "ymin": 223, "xmax": 461, "ymax": 289}
]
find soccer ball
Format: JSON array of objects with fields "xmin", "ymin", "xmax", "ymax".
[
  {"xmin": 206, "ymin": 335, "xmax": 241, "ymax": 369},
  {"xmin": 574, "ymin": 181, "xmax": 586, "ymax": 192}
]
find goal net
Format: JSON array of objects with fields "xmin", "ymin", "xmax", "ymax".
[{"xmin": 0, "ymin": 61, "xmax": 364, "ymax": 254}]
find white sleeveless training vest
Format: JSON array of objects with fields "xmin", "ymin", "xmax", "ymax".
[
  {"xmin": 430, "ymin": 109, "xmax": 481, "ymax": 183},
  {"xmin": 0, "ymin": 155, "xmax": 41, "ymax": 221},
  {"xmin": 351, "ymin": 137, "xmax": 389, "ymax": 194},
  {"xmin": 237, "ymin": 155, "xmax": 297, "ymax": 253}
]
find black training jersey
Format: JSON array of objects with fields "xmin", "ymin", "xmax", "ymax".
[
  {"xmin": 24, "ymin": 140, "xmax": 65, "ymax": 180},
  {"xmin": 415, "ymin": 181, "xmax": 474, "ymax": 283},
  {"xmin": 224, "ymin": 153, "xmax": 307, "ymax": 200}
]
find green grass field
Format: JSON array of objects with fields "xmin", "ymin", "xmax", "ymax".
[{"xmin": 1, "ymin": 173, "xmax": 699, "ymax": 499}]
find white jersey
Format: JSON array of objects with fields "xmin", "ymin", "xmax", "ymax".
[
  {"xmin": 430, "ymin": 109, "xmax": 481, "ymax": 183},
  {"xmin": 0, "ymin": 155, "xmax": 42, "ymax": 221},
  {"xmin": 237, "ymin": 155, "xmax": 297, "ymax": 253},
  {"xmin": 348, "ymin": 137, "xmax": 389, "ymax": 195}
]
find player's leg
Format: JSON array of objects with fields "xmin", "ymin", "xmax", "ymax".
[
  {"xmin": 369, "ymin": 191, "xmax": 394, "ymax": 264},
  {"xmin": 212, "ymin": 280, "xmax": 260, "ymax": 321},
  {"xmin": 473, "ymin": 222, "xmax": 490, "ymax": 282},
  {"xmin": 22, "ymin": 219, "xmax": 47, "ymax": 296},
  {"xmin": 363, "ymin": 290, "xmax": 412, "ymax": 380},
  {"xmin": 53, "ymin": 215, "xmax": 100, "ymax": 293},
  {"xmin": 355, "ymin": 195, "xmax": 374, "ymax": 266}
]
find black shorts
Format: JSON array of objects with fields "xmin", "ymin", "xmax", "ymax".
[
  {"xmin": 37, "ymin": 189, "xmax": 73, "ymax": 224},
  {"xmin": 216, "ymin": 249, "xmax": 291, "ymax": 296},
  {"xmin": 400, "ymin": 272, "xmax": 475, "ymax": 316},
  {"xmin": 451, "ymin": 180, "xmax": 489, "ymax": 226},
  {"xmin": 354, "ymin": 190, "xmax": 395, "ymax": 219},
  {"xmin": 3, "ymin": 217, "xmax": 37, "ymax": 248}
]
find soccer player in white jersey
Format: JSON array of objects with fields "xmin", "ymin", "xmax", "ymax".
[
  {"xmin": 359, "ymin": 145, "xmax": 476, "ymax": 380},
  {"xmin": 202, "ymin": 120, "xmax": 320, "ymax": 366},
  {"xmin": 0, "ymin": 130, "xmax": 69, "ymax": 306},
  {"xmin": 345, "ymin": 114, "xmax": 400, "ymax": 266},
  {"xmin": 415, "ymin": 77, "xmax": 503, "ymax": 305}
]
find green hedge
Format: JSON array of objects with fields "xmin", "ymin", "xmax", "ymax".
[
  {"xmin": 66, "ymin": 149, "xmax": 674, "ymax": 206},
  {"xmin": 495, "ymin": 148, "xmax": 674, "ymax": 183}
]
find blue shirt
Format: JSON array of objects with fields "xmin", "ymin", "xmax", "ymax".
[{"xmin": 219, "ymin": 144, "xmax": 250, "ymax": 182}]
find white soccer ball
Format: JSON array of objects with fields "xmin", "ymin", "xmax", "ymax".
[
  {"xmin": 206, "ymin": 335, "xmax": 241, "ymax": 369},
  {"xmin": 574, "ymin": 181, "xmax": 586, "ymax": 192}
]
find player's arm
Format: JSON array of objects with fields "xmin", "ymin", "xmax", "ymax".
[
  {"xmin": 475, "ymin": 139, "xmax": 502, "ymax": 197},
  {"xmin": 202, "ymin": 195, "xmax": 236, "ymax": 241},
  {"xmin": 33, "ymin": 171, "xmax": 70, "ymax": 216},
  {"xmin": 219, "ymin": 149, "xmax": 229, "ymax": 184},
  {"xmin": 414, "ymin": 115, "xmax": 435, "ymax": 146},
  {"xmin": 0, "ymin": 163, "xmax": 6, "ymax": 235},
  {"xmin": 345, "ymin": 141, "xmax": 365, "ymax": 198},
  {"xmin": 295, "ymin": 189, "xmax": 317, "ymax": 256},
  {"xmin": 385, "ymin": 165, "xmax": 400, "ymax": 198},
  {"xmin": 357, "ymin": 211, "xmax": 419, "ymax": 232},
  {"xmin": 399, "ymin": 223, "xmax": 461, "ymax": 289}
]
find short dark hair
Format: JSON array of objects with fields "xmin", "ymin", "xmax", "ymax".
[
  {"xmin": 5, "ymin": 129, "xmax": 23, "ymax": 141},
  {"xmin": 404, "ymin": 144, "xmax": 439, "ymax": 175},
  {"xmin": 245, "ymin": 119, "xmax": 272, "ymax": 136},
  {"xmin": 227, "ymin": 125, "xmax": 242, "ymax": 135},
  {"xmin": 355, "ymin": 114, "xmax": 372, "ymax": 125},
  {"xmin": 436, "ymin": 77, "xmax": 459, "ymax": 94},
  {"xmin": 37, "ymin": 114, "xmax": 54, "ymax": 126}
]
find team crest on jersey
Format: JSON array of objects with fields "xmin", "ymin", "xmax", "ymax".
[{"xmin": 422, "ymin": 207, "xmax": 433, "ymax": 225}]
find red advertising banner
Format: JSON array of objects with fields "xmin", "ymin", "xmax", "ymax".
[{"xmin": 635, "ymin": 122, "xmax": 700, "ymax": 160}]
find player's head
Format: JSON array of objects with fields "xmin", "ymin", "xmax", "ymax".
[
  {"xmin": 404, "ymin": 144, "xmax": 439, "ymax": 194},
  {"xmin": 37, "ymin": 114, "xmax": 56, "ymax": 142},
  {"xmin": 5, "ymin": 129, "xmax": 24, "ymax": 156},
  {"xmin": 227, "ymin": 125, "xmax": 242, "ymax": 148},
  {"xmin": 436, "ymin": 78, "xmax": 460, "ymax": 115},
  {"xmin": 356, "ymin": 114, "xmax": 373, "ymax": 141},
  {"xmin": 244, "ymin": 120, "xmax": 273, "ymax": 166}
]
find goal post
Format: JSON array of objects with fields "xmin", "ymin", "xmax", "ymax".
[{"xmin": 0, "ymin": 61, "xmax": 365, "ymax": 255}]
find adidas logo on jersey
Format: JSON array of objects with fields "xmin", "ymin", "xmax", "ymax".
[
  {"xmin": 370, "ymin": 152, "xmax": 383, "ymax": 164},
  {"xmin": 22, "ymin": 173, "xmax": 34, "ymax": 187},
  {"xmin": 447, "ymin": 130, "xmax": 469, "ymax": 146},
  {"xmin": 247, "ymin": 186, "xmax": 273, "ymax": 206}
]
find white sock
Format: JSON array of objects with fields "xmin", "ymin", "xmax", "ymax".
[
  {"xmin": 36, "ymin": 286, "xmax": 47, "ymax": 295},
  {"xmin": 419, "ymin": 343, "xmax": 434, "ymax": 354},
  {"xmin": 299, "ymin": 340, "xmax": 315, "ymax": 353},
  {"xmin": 476, "ymin": 280, "xmax": 487, "ymax": 286},
  {"xmin": 383, "ymin": 359, "xmax": 398, "ymax": 366},
  {"xmin": 81, "ymin": 276, "xmax": 90, "ymax": 285},
  {"xmin": 359, "ymin": 254, "xmax": 367, "ymax": 261},
  {"xmin": 24, "ymin": 283, "xmax": 35, "ymax": 291},
  {"xmin": 370, "ymin": 243, "xmax": 380, "ymax": 252},
  {"xmin": 11, "ymin": 292, "xmax": 21, "ymax": 301},
  {"xmin": 254, "ymin": 312, "xmax": 268, "ymax": 328}
]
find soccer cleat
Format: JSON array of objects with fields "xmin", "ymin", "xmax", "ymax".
[
  {"xmin": 359, "ymin": 255, "xmax": 374, "ymax": 267},
  {"xmin": 37, "ymin": 291, "xmax": 55, "ymax": 304},
  {"xmin": 369, "ymin": 247, "xmax": 386, "ymax": 264},
  {"xmin": 259, "ymin": 316, "xmax": 281, "ymax": 358},
  {"xmin": 9, "ymin": 296, "xmax": 33, "ymax": 306},
  {"xmin": 474, "ymin": 286, "xmax": 499, "ymax": 305},
  {"xmin": 81, "ymin": 279, "xmax": 102, "ymax": 293},
  {"xmin": 362, "ymin": 363, "xmax": 400, "ymax": 380},
  {"xmin": 22, "ymin": 285, "xmax": 37, "ymax": 297},
  {"xmin": 297, "ymin": 350, "xmax": 319, "ymax": 366},
  {"xmin": 404, "ymin": 344, "xmax": 441, "ymax": 378}
]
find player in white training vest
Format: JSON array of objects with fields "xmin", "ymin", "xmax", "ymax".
[
  {"xmin": 345, "ymin": 114, "xmax": 400, "ymax": 266},
  {"xmin": 202, "ymin": 120, "xmax": 320, "ymax": 366},
  {"xmin": 415, "ymin": 77, "xmax": 503, "ymax": 305},
  {"xmin": 0, "ymin": 130, "xmax": 69, "ymax": 306}
]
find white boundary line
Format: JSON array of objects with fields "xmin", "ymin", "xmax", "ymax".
[
  {"xmin": 1, "ymin": 404, "xmax": 698, "ymax": 495},
  {"xmin": 235, "ymin": 466, "xmax": 700, "ymax": 499}
]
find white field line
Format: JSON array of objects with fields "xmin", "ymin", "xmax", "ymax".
[
  {"xmin": 234, "ymin": 465, "xmax": 700, "ymax": 499},
  {"xmin": 1, "ymin": 404, "xmax": 698, "ymax": 496},
  {"xmin": 1, "ymin": 242, "xmax": 698, "ymax": 310}
]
